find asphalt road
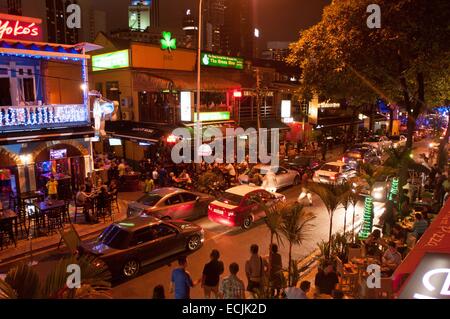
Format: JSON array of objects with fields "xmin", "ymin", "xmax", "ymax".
[{"xmin": 0, "ymin": 138, "xmax": 433, "ymax": 299}]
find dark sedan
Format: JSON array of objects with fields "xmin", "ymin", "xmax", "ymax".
[
  {"xmin": 283, "ymin": 156, "xmax": 322, "ymax": 176},
  {"xmin": 127, "ymin": 188, "xmax": 214, "ymax": 220},
  {"xmin": 79, "ymin": 216, "xmax": 205, "ymax": 279}
]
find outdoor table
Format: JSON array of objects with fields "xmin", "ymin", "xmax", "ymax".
[
  {"xmin": 33, "ymin": 200, "xmax": 66, "ymax": 235},
  {"xmin": 0, "ymin": 209, "xmax": 18, "ymax": 246}
]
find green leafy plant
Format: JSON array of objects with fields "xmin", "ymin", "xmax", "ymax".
[{"xmin": 0, "ymin": 255, "xmax": 112, "ymax": 299}]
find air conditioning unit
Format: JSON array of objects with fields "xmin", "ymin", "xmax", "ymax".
[{"xmin": 122, "ymin": 111, "xmax": 134, "ymax": 121}]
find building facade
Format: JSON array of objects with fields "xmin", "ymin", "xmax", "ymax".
[{"xmin": 0, "ymin": 13, "xmax": 97, "ymax": 197}]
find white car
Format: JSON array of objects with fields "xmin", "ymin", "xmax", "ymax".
[
  {"xmin": 313, "ymin": 161, "xmax": 357, "ymax": 185},
  {"xmin": 391, "ymin": 135, "xmax": 407, "ymax": 149},
  {"xmin": 364, "ymin": 136, "xmax": 392, "ymax": 152},
  {"xmin": 238, "ymin": 164, "xmax": 300, "ymax": 191}
]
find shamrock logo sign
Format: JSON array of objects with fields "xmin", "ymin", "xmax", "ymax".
[{"xmin": 160, "ymin": 31, "xmax": 177, "ymax": 52}]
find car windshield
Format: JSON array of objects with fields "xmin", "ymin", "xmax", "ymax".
[
  {"xmin": 137, "ymin": 194, "xmax": 162, "ymax": 206},
  {"xmin": 320, "ymin": 164, "xmax": 341, "ymax": 173},
  {"xmin": 218, "ymin": 192, "xmax": 244, "ymax": 206},
  {"xmin": 97, "ymin": 224, "xmax": 130, "ymax": 249}
]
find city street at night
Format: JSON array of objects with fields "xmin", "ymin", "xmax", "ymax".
[{"xmin": 0, "ymin": 0, "xmax": 449, "ymax": 307}]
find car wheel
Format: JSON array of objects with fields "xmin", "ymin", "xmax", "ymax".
[
  {"xmin": 242, "ymin": 216, "xmax": 253, "ymax": 230},
  {"xmin": 187, "ymin": 235, "xmax": 202, "ymax": 251},
  {"xmin": 293, "ymin": 176, "xmax": 300, "ymax": 186},
  {"xmin": 122, "ymin": 259, "xmax": 140, "ymax": 279}
]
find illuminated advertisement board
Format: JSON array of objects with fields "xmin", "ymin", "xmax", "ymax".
[
  {"xmin": 201, "ymin": 53, "xmax": 244, "ymax": 70},
  {"xmin": 92, "ymin": 50, "xmax": 130, "ymax": 72}
]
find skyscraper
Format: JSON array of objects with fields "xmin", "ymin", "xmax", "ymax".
[
  {"xmin": 183, "ymin": 9, "xmax": 198, "ymax": 49},
  {"xmin": 128, "ymin": 0, "xmax": 159, "ymax": 31},
  {"xmin": 221, "ymin": 0, "xmax": 254, "ymax": 58},
  {"xmin": 203, "ymin": 0, "xmax": 225, "ymax": 53}
]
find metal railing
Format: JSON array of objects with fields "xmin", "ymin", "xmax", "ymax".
[{"xmin": 0, "ymin": 104, "xmax": 89, "ymax": 131}]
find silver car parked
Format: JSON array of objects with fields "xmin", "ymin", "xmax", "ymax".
[
  {"xmin": 127, "ymin": 188, "xmax": 214, "ymax": 220},
  {"xmin": 238, "ymin": 164, "xmax": 300, "ymax": 191}
]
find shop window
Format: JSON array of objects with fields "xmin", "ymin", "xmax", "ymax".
[
  {"xmin": 22, "ymin": 78, "xmax": 36, "ymax": 102},
  {"xmin": 0, "ymin": 78, "xmax": 12, "ymax": 106}
]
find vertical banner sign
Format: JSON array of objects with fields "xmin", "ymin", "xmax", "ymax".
[
  {"xmin": 281, "ymin": 100, "xmax": 291, "ymax": 118},
  {"xmin": 180, "ymin": 91, "xmax": 192, "ymax": 122}
]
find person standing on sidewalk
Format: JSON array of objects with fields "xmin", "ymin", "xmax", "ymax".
[
  {"xmin": 201, "ymin": 249, "xmax": 224, "ymax": 299},
  {"xmin": 219, "ymin": 262, "xmax": 246, "ymax": 299},
  {"xmin": 170, "ymin": 256, "xmax": 198, "ymax": 299},
  {"xmin": 245, "ymin": 244, "xmax": 268, "ymax": 297}
]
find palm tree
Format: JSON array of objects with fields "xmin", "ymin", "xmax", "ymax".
[
  {"xmin": 309, "ymin": 183, "xmax": 345, "ymax": 260},
  {"xmin": 280, "ymin": 203, "xmax": 316, "ymax": 286},
  {"xmin": 338, "ymin": 182, "xmax": 353, "ymax": 237},
  {"xmin": 0, "ymin": 255, "xmax": 112, "ymax": 299},
  {"xmin": 348, "ymin": 180, "xmax": 362, "ymax": 244}
]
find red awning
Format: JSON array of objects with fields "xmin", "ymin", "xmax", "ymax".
[{"xmin": 392, "ymin": 198, "xmax": 450, "ymax": 293}]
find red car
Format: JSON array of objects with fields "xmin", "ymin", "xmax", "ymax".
[{"xmin": 208, "ymin": 185, "xmax": 285, "ymax": 229}]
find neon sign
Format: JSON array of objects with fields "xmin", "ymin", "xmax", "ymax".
[
  {"xmin": 0, "ymin": 13, "xmax": 42, "ymax": 41},
  {"xmin": 160, "ymin": 32, "xmax": 176, "ymax": 52},
  {"xmin": 92, "ymin": 50, "xmax": 130, "ymax": 72}
]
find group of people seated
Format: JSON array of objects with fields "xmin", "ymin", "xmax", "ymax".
[{"xmin": 75, "ymin": 177, "xmax": 118, "ymax": 223}]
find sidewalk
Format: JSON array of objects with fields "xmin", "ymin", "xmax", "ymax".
[{"xmin": 0, "ymin": 191, "xmax": 143, "ymax": 267}]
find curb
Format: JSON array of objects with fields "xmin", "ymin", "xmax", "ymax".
[{"xmin": 0, "ymin": 226, "xmax": 105, "ymax": 269}]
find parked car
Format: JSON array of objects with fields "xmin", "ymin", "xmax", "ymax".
[
  {"xmin": 342, "ymin": 148, "xmax": 382, "ymax": 169},
  {"xmin": 363, "ymin": 135, "xmax": 392, "ymax": 152},
  {"xmin": 79, "ymin": 215, "xmax": 204, "ymax": 279},
  {"xmin": 127, "ymin": 188, "xmax": 214, "ymax": 220},
  {"xmin": 312, "ymin": 161, "xmax": 357, "ymax": 185},
  {"xmin": 282, "ymin": 156, "xmax": 323, "ymax": 176},
  {"xmin": 208, "ymin": 185, "xmax": 285, "ymax": 229},
  {"xmin": 390, "ymin": 135, "xmax": 407, "ymax": 149},
  {"xmin": 238, "ymin": 164, "xmax": 300, "ymax": 191}
]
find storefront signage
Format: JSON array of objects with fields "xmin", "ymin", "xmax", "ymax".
[
  {"xmin": 399, "ymin": 253, "xmax": 450, "ymax": 299},
  {"xmin": 180, "ymin": 91, "xmax": 192, "ymax": 122},
  {"xmin": 160, "ymin": 31, "xmax": 177, "ymax": 52},
  {"xmin": 92, "ymin": 50, "xmax": 130, "ymax": 72},
  {"xmin": 318, "ymin": 102, "xmax": 340, "ymax": 108},
  {"xmin": 0, "ymin": 13, "xmax": 43, "ymax": 42},
  {"xmin": 193, "ymin": 111, "xmax": 230, "ymax": 122},
  {"xmin": 50, "ymin": 149, "xmax": 67, "ymax": 160},
  {"xmin": 132, "ymin": 127, "xmax": 154, "ymax": 134},
  {"xmin": 281, "ymin": 100, "xmax": 291, "ymax": 118},
  {"xmin": 201, "ymin": 53, "xmax": 244, "ymax": 70}
]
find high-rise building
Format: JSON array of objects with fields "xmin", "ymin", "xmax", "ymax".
[
  {"xmin": 0, "ymin": 0, "xmax": 107, "ymax": 44},
  {"xmin": 261, "ymin": 41, "xmax": 291, "ymax": 62},
  {"xmin": 182, "ymin": 9, "xmax": 198, "ymax": 49},
  {"xmin": 128, "ymin": 0, "xmax": 159, "ymax": 31},
  {"xmin": 221, "ymin": 0, "xmax": 254, "ymax": 58},
  {"xmin": 203, "ymin": 0, "xmax": 225, "ymax": 53}
]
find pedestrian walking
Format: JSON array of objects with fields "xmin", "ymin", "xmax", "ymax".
[
  {"xmin": 219, "ymin": 262, "xmax": 246, "ymax": 299},
  {"xmin": 297, "ymin": 171, "xmax": 312, "ymax": 206},
  {"xmin": 170, "ymin": 256, "xmax": 198, "ymax": 299},
  {"xmin": 201, "ymin": 249, "xmax": 225, "ymax": 299},
  {"xmin": 245, "ymin": 244, "xmax": 268, "ymax": 297}
]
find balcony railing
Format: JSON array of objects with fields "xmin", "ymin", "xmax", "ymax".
[{"xmin": 0, "ymin": 104, "xmax": 89, "ymax": 132}]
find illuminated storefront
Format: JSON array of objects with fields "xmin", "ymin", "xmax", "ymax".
[{"xmin": 0, "ymin": 13, "xmax": 100, "ymax": 196}]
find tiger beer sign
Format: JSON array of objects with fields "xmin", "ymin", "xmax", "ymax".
[{"xmin": 0, "ymin": 13, "xmax": 43, "ymax": 42}]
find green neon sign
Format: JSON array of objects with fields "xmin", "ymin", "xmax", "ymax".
[
  {"xmin": 201, "ymin": 53, "xmax": 244, "ymax": 70},
  {"xmin": 92, "ymin": 50, "xmax": 129, "ymax": 72},
  {"xmin": 160, "ymin": 31, "xmax": 177, "ymax": 51},
  {"xmin": 194, "ymin": 112, "xmax": 231, "ymax": 122}
]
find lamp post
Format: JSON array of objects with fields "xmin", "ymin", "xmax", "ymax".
[{"xmin": 196, "ymin": 0, "xmax": 203, "ymax": 124}]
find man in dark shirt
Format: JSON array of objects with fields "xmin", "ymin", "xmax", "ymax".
[
  {"xmin": 202, "ymin": 249, "xmax": 224, "ymax": 299},
  {"xmin": 315, "ymin": 264, "xmax": 339, "ymax": 296}
]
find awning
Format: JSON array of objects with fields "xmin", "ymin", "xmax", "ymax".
[
  {"xmin": 240, "ymin": 119, "xmax": 290, "ymax": 131},
  {"xmin": 0, "ymin": 39, "xmax": 92, "ymax": 60},
  {"xmin": 0, "ymin": 126, "xmax": 95, "ymax": 145},
  {"xmin": 392, "ymin": 198, "xmax": 450, "ymax": 293},
  {"xmin": 105, "ymin": 121, "xmax": 175, "ymax": 143},
  {"xmin": 132, "ymin": 70, "xmax": 242, "ymax": 92}
]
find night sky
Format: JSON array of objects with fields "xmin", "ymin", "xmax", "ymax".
[{"xmin": 93, "ymin": 0, "xmax": 331, "ymax": 48}]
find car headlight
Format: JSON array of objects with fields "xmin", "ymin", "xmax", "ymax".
[{"xmin": 373, "ymin": 187, "xmax": 384, "ymax": 192}]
